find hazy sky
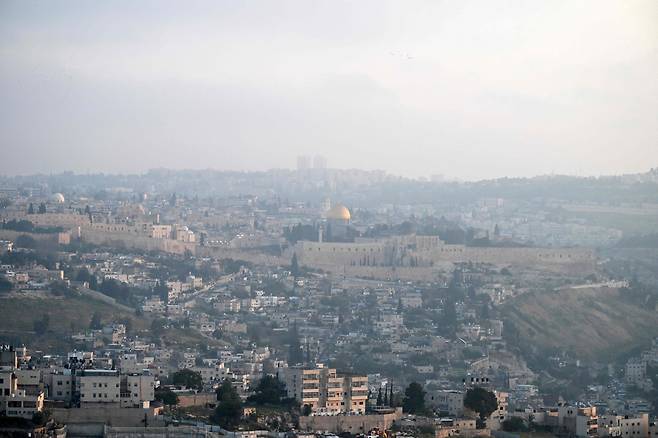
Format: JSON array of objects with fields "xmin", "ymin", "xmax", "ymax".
[{"xmin": 1, "ymin": 1, "xmax": 656, "ymax": 179}]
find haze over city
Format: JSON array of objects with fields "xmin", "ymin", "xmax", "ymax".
[
  {"xmin": 3, "ymin": 1, "xmax": 658, "ymax": 436},
  {"xmin": 1, "ymin": 0, "xmax": 657, "ymax": 179}
]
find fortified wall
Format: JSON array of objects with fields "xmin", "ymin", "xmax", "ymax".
[
  {"xmin": 294, "ymin": 235, "xmax": 595, "ymax": 276},
  {"xmin": 1, "ymin": 212, "xmax": 90, "ymax": 228},
  {"xmin": 77, "ymin": 223, "xmax": 197, "ymax": 255},
  {"xmin": 299, "ymin": 408, "xmax": 402, "ymax": 434}
]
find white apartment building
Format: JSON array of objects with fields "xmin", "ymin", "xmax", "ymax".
[
  {"xmin": 45, "ymin": 370, "xmax": 74, "ymax": 402},
  {"xmin": 79, "ymin": 371, "xmax": 121, "ymax": 405},
  {"xmin": 625, "ymin": 359, "xmax": 647, "ymax": 384},
  {"xmin": 124, "ymin": 374, "xmax": 155, "ymax": 408},
  {"xmin": 279, "ymin": 365, "xmax": 368, "ymax": 414},
  {"xmin": 142, "ymin": 296, "xmax": 166, "ymax": 313},
  {"xmin": 0, "ymin": 346, "xmax": 45, "ymax": 419},
  {"xmin": 79, "ymin": 369, "xmax": 154, "ymax": 408},
  {"xmin": 0, "ymin": 371, "xmax": 45, "ymax": 418},
  {"xmin": 214, "ymin": 298, "xmax": 242, "ymax": 313},
  {"xmin": 599, "ymin": 414, "xmax": 650, "ymax": 438},
  {"xmin": 426, "ymin": 389, "xmax": 465, "ymax": 416},
  {"xmin": 400, "ymin": 292, "xmax": 423, "ymax": 309},
  {"xmin": 191, "ymin": 362, "xmax": 233, "ymax": 384}
]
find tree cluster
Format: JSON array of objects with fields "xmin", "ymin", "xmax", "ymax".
[
  {"xmin": 402, "ymin": 382, "xmax": 427, "ymax": 414},
  {"xmin": 247, "ymin": 375, "xmax": 296, "ymax": 406},
  {"xmin": 213, "ymin": 379, "xmax": 243, "ymax": 429},
  {"xmin": 155, "ymin": 388, "xmax": 179, "ymax": 406},
  {"xmin": 464, "ymin": 387, "xmax": 498, "ymax": 428},
  {"xmin": 172, "ymin": 369, "xmax": 204, "ymax": 391},
  {"xmin": 99, "ymin": 278, "xmax": 138, "ymax": 305}
]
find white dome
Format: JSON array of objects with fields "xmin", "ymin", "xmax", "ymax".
[{"xmin": 51, "ymin": 193, "xmax": 65, "ymax": 203}]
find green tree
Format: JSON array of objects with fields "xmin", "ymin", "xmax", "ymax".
[
  {"xmin": 291, "ymin": 253, "xmax": 300, "ymax": 278},
  {"xmin": 33, "ymin": 314, "xmax": 50, "ymax": 335},
  {"xmin": 155, "ymin": 388, "xmax": 179, "ymax": 406},
  {"xmin": 27, "ymin": 203, "xmax": 35, "ymax": 214},
  {"xmin": 14, "ymin": 234, "xmax": 37, "ymax": 249},
  {"xmin": 151, "ymin": 318, "xmax": 167, "ymax": 338},
  {"xmin": 76, "ymin": 268, "xmax": 98, "ymax": 290},
  {"xmin": 443, "ymin": 298, "xmax": 457, "ymax": 335},
  {"xmin": 248, "ymin": 375, "xmax": 290, "ymax": 405},
  {"xmin": 172, "ymin": 369, "xmax": 203, "ymax": 390},
  {"xmin": 89, "ymin": 311, "xmax": 102, "ymax": 330},
  {"xmin": 502, "ymin": 417, "xmax": 528, "ymax": 432},
  {"xmin": 154, "ymin": 280, "xmax": 169, "ymax": 302},
  {"xmin": 647, "ymin": 364, "xmax": 658, "ymax": 389},
  {"xmin": 0, "ymin": 276, "xmax": 13, "ymax": 293},
  {"xmin": 402, "ymin": 382, "xmax": 426, "ymax": 414},
  {"xmin": 38, "ymin": 202, "xmax": 46, "ymax": 214},
  {"xmin": 32, "ymin": 410, "xmax": 50, "ymax": 426},
  {"xmin": 464, "ymin": 387, "xmax": 498, "ymax": 428},
  {"xmin": 376, "ymin": 387, "xmax": 383, "ymax": 406},
  {"xmin": 288, "ymin": 322, "xmax": 304, "ymax": 365},
  {"xmin": 213, "ymin": 379, "xmax": 242, "ymax": 429}
]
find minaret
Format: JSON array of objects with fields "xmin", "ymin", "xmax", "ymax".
[{"xmin": 318, "ymin": 225, "xmax": 323, "ymax": 243}]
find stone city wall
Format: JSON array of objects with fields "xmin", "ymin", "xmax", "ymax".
[
  {"xmin": 79, "ymin": 227, "xmax": 196, "ymax": 255},
  {"xmin": 299, "ymin": 408, "xmax": 402, "ymax": 434},
  {"xmin": 0, "ymin": 212, "xmax": 90, "ymax": 228},
  {"xmin": 295, "ymin": 239, "xmax": 596, "ymax": 277}
]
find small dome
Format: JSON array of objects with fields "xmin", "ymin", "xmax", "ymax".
[
  {"xmin": 326, "ymin": 204, "xmax": 351, "ymax": 221},
  {"xmin": 51, "ymin": 193, "xmax": 65, "ymax": 203}
]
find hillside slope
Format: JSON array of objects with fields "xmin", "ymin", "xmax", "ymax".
[
  {"xmin": 0, "ymin": 291, "xmax": 225, "ymax": 353},
  {"xmin": 501, "ymin": 287, "xmax": 658, "ymax": 360},
  {"xmin": 0, "ymin": 291, "xmax": 150, "ymax": 353}
]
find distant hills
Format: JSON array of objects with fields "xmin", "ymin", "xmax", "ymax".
[{"xmin": 1, "ymin": 167, "xmax": 657, "ymax": 206}]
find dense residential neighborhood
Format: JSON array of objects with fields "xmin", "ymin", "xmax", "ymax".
[{"xmin": 0, "ymin": 168, "xmax": 657, "ymax": 437}]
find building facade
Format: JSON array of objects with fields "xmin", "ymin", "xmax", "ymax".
[{"xmin": 279, "ymin": 365, "xmax": 368, "ymax": 414}]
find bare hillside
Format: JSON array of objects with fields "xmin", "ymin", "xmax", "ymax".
[{"xmin": 501, "ymin": 286, "xmax": 658, "ymax": 360}]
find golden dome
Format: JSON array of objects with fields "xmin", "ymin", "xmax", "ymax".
[{"xmin": 326, "ymin": 204, "xmax": 351, "ymax": 221}]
